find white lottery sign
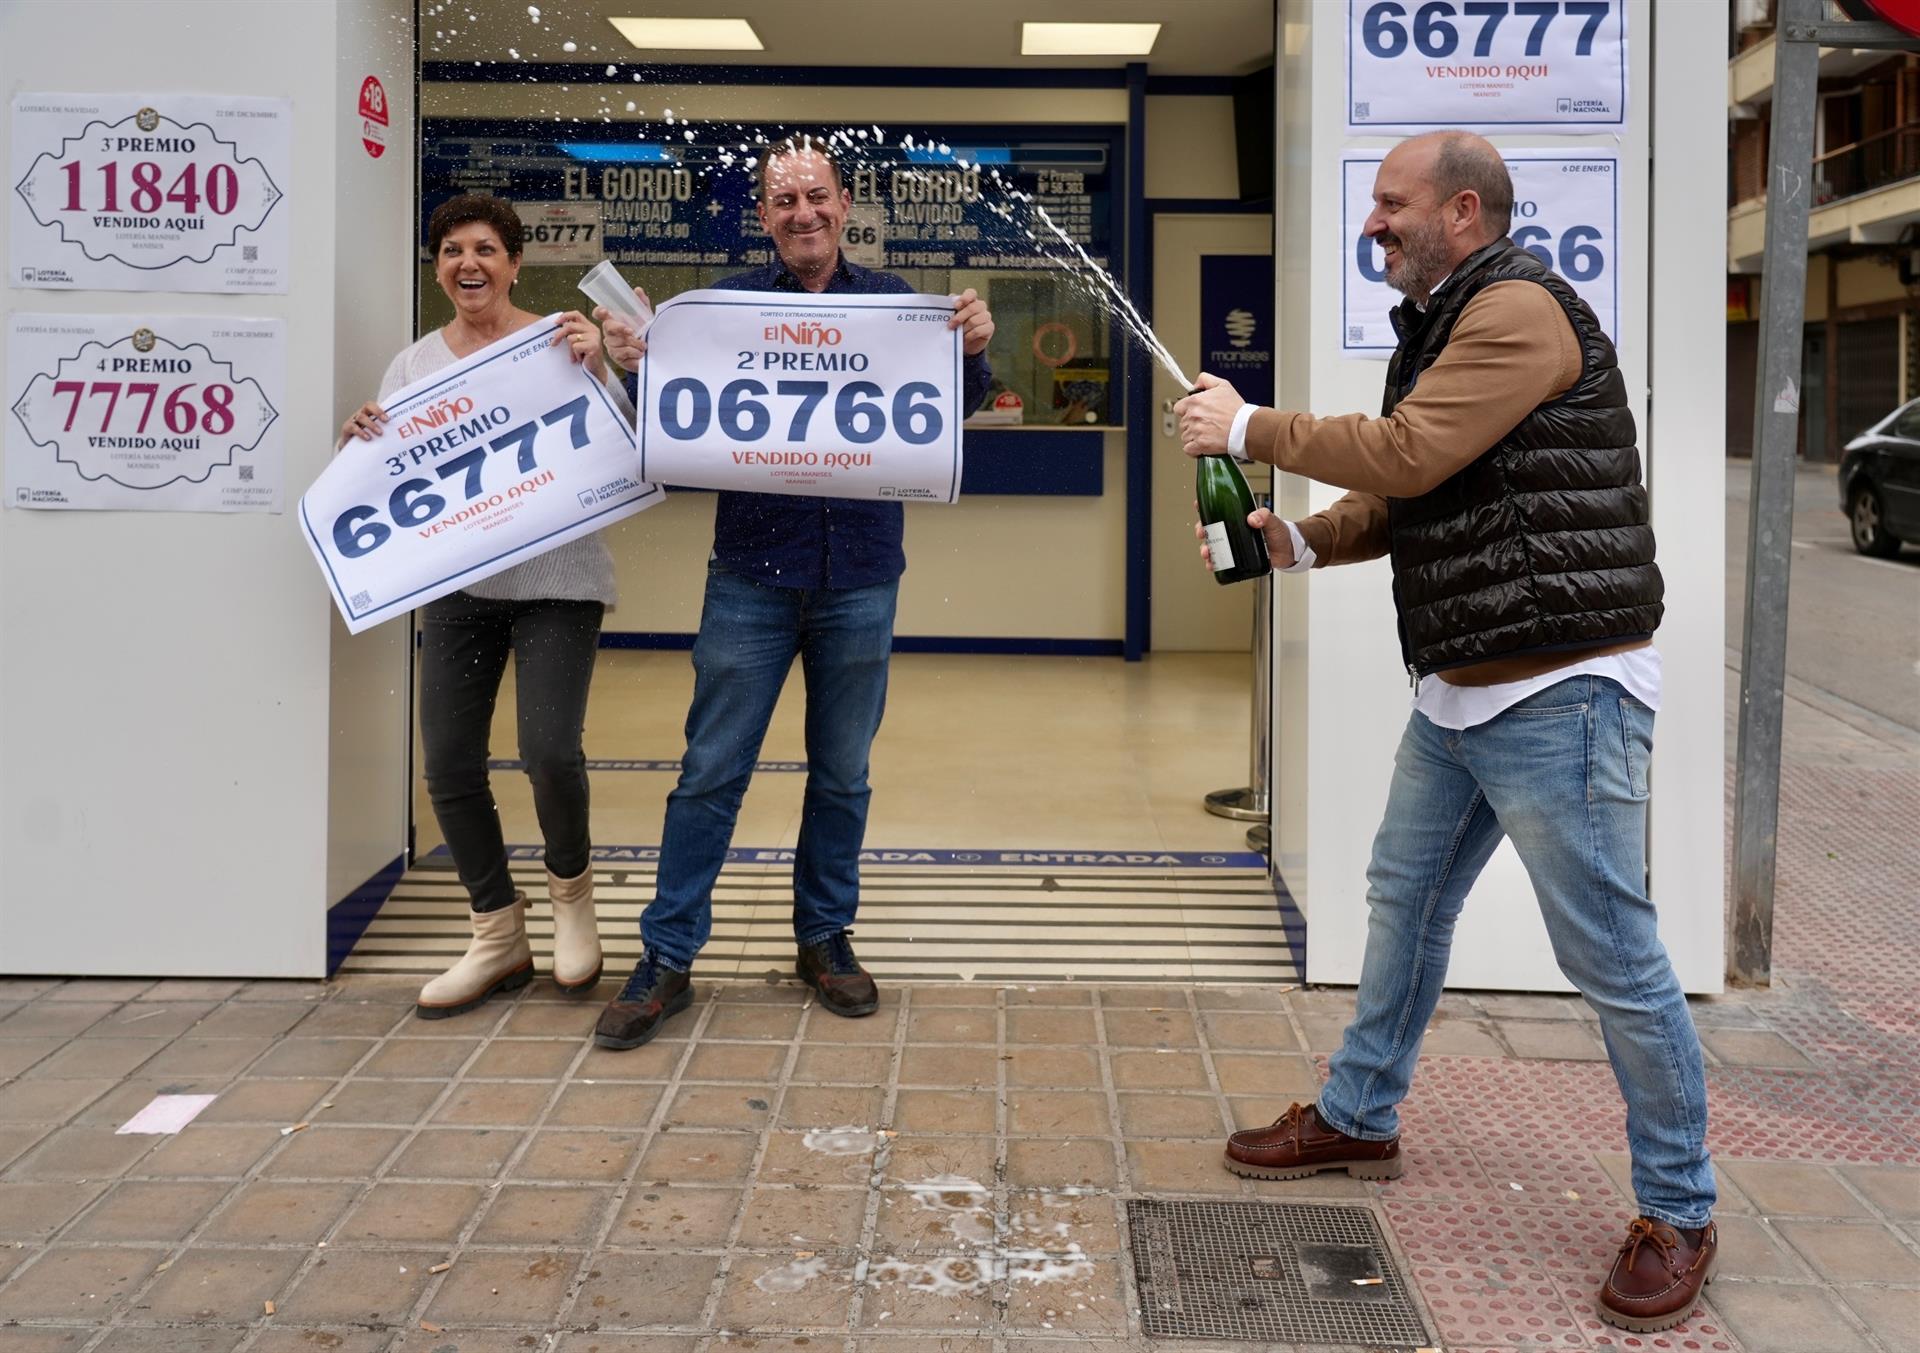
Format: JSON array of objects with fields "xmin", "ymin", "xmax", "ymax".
[
  {"xmin": 300, "ymin": 319, "xmax": 661, "ymax": 634},
  {"xmin": 1345, "ymin": 0, "xmax": 1627, "ymax": 133},
  {"xmin": 637, "ymin": 289, "xmax": 964, "ymax": 503},
  {"xmin": 11, "ymin": 92, "xmax": 290, "ymax": 293},
  {"xmin": 7, "ymin": 313, "xmax": 284, "ymax": 512},
  {"xmin": 1340, "ymin": 151, "xmax": 1618, "ymax": 355}
]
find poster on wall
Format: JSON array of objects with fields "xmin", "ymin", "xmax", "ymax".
[
  {"xmin": 10, "ymin": 92, "xmax": 290, "ymax": 293},
  {"xmin": 1198, "ymin": 254, "xmax": 1276, "ymax": 409},
  {"xmin": 1345, "ymin": 0, "xmax": 1627, "ymax": 133},
  {"xmin": 1339, "ymin": 150, "xmax": 1618, "ymax": 356},
  {"xmin": 636, "ymin": 289, "xmax": 965, "ymax": 502},
  {"xmin": 421, "ymin": 119, "xmax": 1114, "ymax": 276},
  {"xmin": 6, "ymin": 313, "xmax": 285, "ymax": 511},
  {"xmin": 300, "ymin": 318, "xmax": 660, "ymax": 634}
]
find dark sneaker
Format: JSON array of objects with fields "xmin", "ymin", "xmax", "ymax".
[
  {"xmin": 1222, "ymin": 1101, "xmax": 1404, "ymax": 1180},
  {"xmin": 1597, "ymin": 1218, "xmax": 1717, "ymax": 1332},
  {"xmin": 796, "ymin": 930, "xmax": 879, "ymax": 1017},
  {"xmin": 593, "ymin": 951, "xmax": 692, "ymax": 1050}
]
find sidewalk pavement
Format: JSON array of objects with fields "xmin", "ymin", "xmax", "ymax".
[{"xmin": 0, "ymin": 678, "xmax": 1915, "ymax": 1352}]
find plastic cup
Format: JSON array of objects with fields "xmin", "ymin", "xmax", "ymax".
[{"xmin": 577, "ymin": 259, "xmax": 653, "ymax": 326}]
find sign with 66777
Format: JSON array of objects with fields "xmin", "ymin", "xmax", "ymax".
[
  {"xmin": 300, "ymin": 319, "xmax": 662, "ymax": 634},
  {"xmin": 1345, "ymin": 0, "xmax": 1627, "ymax": 133},
  {"xmin": 1340, "ymin": 151, "xmax": 1618, "ymax": 356},
  {"xmin": 636, "ymin": 289, "xmax": 964, "ymax": 503}
]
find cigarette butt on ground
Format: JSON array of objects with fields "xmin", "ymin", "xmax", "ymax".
[
  {"xmin": 429, "ymin": 1262, "xmax": 452, "ymax": 1274},
  {"xmin": 263, "ymin": 1300, "xmax": 275, "ymax": 1316},
  {"xmin": 1351, "ymin": 1276, "xmax": 1384, "ymax": 1286},
  {"xmin": 421, "ymin": 1321, "xmax": 444, "ymax": 1333},
  {"xmin": 281, "ymin": 1122, "xmax": 308, "ymax": 1136}
]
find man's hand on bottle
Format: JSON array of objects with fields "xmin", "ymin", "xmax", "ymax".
[
  {"xmin": 1175, "ymin": 372, "xmax": 1245, "ymax": 457},
  {"xmin": 1192, "ymin": 501, "xmax": 1297, "ymax": 573},
  {"xmin": 593, "ymin": 286, "xmax": 653, "ymax": 370}
]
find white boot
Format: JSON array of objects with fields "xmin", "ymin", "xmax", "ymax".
[
  {"xmin": 417, "ymin": 893, "xmax": 534, "ymax": 1018},
  {"xmin": 547, "ymin": 865, "xmax": 603, "ymax": 994}
]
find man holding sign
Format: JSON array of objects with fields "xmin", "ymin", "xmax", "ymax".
[
  {"xmin": 594, "ymin": 135, "xmax": 994, "ymax": 1047},
  {"xmin": 1176, "ymin": 131, "xmax": 1715, "ymax": 1334}
]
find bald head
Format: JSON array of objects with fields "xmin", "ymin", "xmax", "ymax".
[{"xmin": 1401, "ymin": 130, "xmax": 1513, "ymax": 242}]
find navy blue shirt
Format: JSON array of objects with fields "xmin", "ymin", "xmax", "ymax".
[{"xmin": 700, "ymin": 255, "xmax": 993, "ymax": 590}]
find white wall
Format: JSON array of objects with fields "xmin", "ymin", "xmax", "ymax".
[
  {"xmin": 0, "ymin": 0, "xmax": 414, "ymax": 976},
  {"xmin": 1279, "ymin": 0, "xmax": 1726, "ymax": 992}
]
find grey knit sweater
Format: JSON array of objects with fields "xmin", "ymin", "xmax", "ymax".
[{"xmin": 378, "ymin": 327, "xmax": 618, "ymax": 607}]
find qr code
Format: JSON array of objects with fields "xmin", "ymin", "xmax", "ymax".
[
  {"xmin": 237, "ymin": 464, "xmax": 254, "ymax": 481},
  {"xmin": 1347, "ymin": 326, "xmax": 1366, "ymax": 343},
  {"xmin": 1353, "ymin": 102, "xmax": 1370, "ymax": 119},
  {"xmin": 242, "ymin": 245, "xmax": 258, "ymax": 262},
  {"xmin": 349, "ymin": 590, "xmax": 372, "ymax": 610}
]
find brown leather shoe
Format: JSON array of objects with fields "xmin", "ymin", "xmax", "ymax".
[
  {"xmin": 593, "ymin": 951, "xmax": 692, "ymax": 1050},
  {"xmin": 1222, "ymin": 1102, "xmax": 1404, "ymax": 1180},
  {"xmin": 1597, "ymin": 1217, "xmax": 1716, "ymax": 1332},
  {"xmin": 796, "ymin": 930, "xmax": 878, "ymax": 1017}
]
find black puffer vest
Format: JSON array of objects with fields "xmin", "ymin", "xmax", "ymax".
[{"xmin": 1384, "ymin": 239, "xmax": 1663, "ymax": 676}]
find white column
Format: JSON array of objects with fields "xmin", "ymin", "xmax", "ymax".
[
  {"xmin": 1274, "ymin": 0, "xmax": 1725, "ymax": 992},
  {"xmin": 0, "ymin": 0, "xmax": 415, "ymax": 976}
]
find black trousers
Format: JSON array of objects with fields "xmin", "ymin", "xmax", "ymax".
[{"xmin": 418, "ymin": 592, "xmax": 604, "ymax": 913}]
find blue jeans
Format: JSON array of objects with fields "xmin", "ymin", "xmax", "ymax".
[
  {"xmin": 642, "ymin": 565, "xmax": 898, "ymax": 969},
  {"xmin": 1318, "ymin": 675, "xmax": 1715, "ymax": 1230}
]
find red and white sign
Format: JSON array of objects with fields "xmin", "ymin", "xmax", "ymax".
[
  {"xmin": 358, "ymin": 76, "xmax": 389, "ymax": 159},
  {"xmin": 10, "ymin": 92, "xmax": 290, "ymax": 293}
]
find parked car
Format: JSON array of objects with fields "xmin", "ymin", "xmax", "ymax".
[{"xmin": 1839, "ymin": 400, "xmax": 1920, "ymax": 557}]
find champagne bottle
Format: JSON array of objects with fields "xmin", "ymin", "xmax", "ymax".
[{"xmin": 1195, "ymin": 452, "xmax": 1272, "ymax": 586}]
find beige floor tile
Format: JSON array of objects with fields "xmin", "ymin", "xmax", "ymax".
[
  {"xmin": 137, "ymin": 1036, "xmax": 274, "ymax": 1078},
  {"xmin": 1701, "ymin": 1027, "xmax": 1817, "ymax": 1070},
  {"xmin": 882, "ymin": 1134, "xmax": 997, "ymax": 1187},
  {"xmin": 140, "ymin": 1247, "xmax": 307, "ymax": 1320},
  {"xmin": 861, "ymin": 1253, "xmax": 995, "ymax": 1330},
  {"xmin": 549, "ymin": 1081, "xmax": 665, "ymax": 1128},
  {"xmin": 757, "ymin": 1128, "xmax": 878, "ymax": 1186},
  {"xmin": 805, "ymin": 1004, "xmax": 902, "ymax": 1044},
  {"xmin": 192, "ymin": 1078, "xmax": 333, "ymax": 1124},
  {"xmin": 1719, "ymin": 1160, "xmax": 1875, "ymax": 1217},
  {"xmin": 1709, "ymin": 1279, "xmax": 1879, "ymax": 1353},
  {"xmin": 1005, "ymin": 1190, "xmax": 1122, "ymax": 1253},
  {"xmin": 423, "ymin": 1249, "xmax": 582, "ymax": 1324},
  {"xmin": 321, "ymin": 1078, "xmax": 452, "ymax": 1126},
  {"xmin": 663, "ymin": 1083, "xmax": 775, "ymax": 1131},
  {"xmin": 909, "ymin": 985, "xmax": 1000, "ymax": 1007},
  {"xmin": 201, "ymin": 1180, "xmax": 360, "ymax": 1243},
  {"xmin": 0, "ymin": 1077, "xmax": 115, "ymax": 1125},
  {"xmin": 1209, "ymin": 1052, "xmax": 1321, "ymax": 1097},
  {"xmin": 795, "ymin": 1043, "xmax": 894, "ymax": 1085},
  {"xmin": 1004, "ymin": 1138, "xmax": 1118, "ymax": 1191},
  {"xmin": 574, "ymin": 1250, "xmax": 723, "ymax": 1325},
  {"xmin": 471, "ymin": 1183, "xmax": 612, "ymax": 1245},
  {"xmin": 514, "ymin": 1129, "xmax": 645, "ymax": 1182},
  {"xmin": 715, "ymin": 1251, "xmax": 856, "ymax": 1329},
  {"xmin": 549, "ymin": 1336, "xmax": 700, "ymax": 1353},
  {"xmin": 262, "ymin": 1125, "xmax": 405, "ymax": 1179},
  {"xmin": 466, "ymin": 1037, "xmax": 581, "ymax": 1079},
  {"xmin": 1198, "ymin": 1005, "xmax": 1305, "ymax": 1051},
  {"xmin": 7, "ymin": 1125, "xmax": 157, "ymax": 1181},
  {"xmin": 892, "ymin": 1087, "xmax": 996, "ymax": 1135},
  {"xmin": 359, "ymin": 1037, "xmax": 481, "ymax": 1078},
  {"xmin": 636, "ymin": 1130, "xmax": 759, "ymax": 1185},
  {"xmin": 577, "ymin": 1037, "xmax": 687, "ymax": 1081},
  {"xmin": 907, "ymin": 1007, "xmax": 998, "ymax": 1044},
  {"xmin": 1005, "ymin": 1090, "xmax": 1110, "ymax": 1139},
  {"xmin": 1838, "ymin": 1163, "xmax": 1920, "ymax": 1220},
  {"xmin": 0, "ymin": 1004, "xmax": 118, "ymax": 1039},
  {"xmin": 1836, "ymin": 1285, "xmax": 1920, "ymax": 1353},
  {"xmin": 335, "ymin": 1181, "xmax": 487, "ymax": 1244},
  {"xmin": 272, "ymin": 1247, "xmax": 442, "ymax": 1324},
  {"xmin": 432, "ymin": 1080, "xmax": 554, "ymax": 1127},
  {"xmin": 738, "ymin": 1183, "xmax": 870, "ymax": 1249},
  {"xmin": 248, "ymin": 1036, "xmax": 377, "ymax": 1078},
  {"xmin": 1714, "ymin": 1215, "xmax": 1820, "ymax": 1280},
  {"xmin": 1003, "ymin": 1048, "xmax": 1100, "ymax": 1090},
  {"xmin": 783, "ymin": 1084, "xmax": 887, "ymax": 1130},
  {"xmin": 389, "ymin": 1127, "xmax": 526, "ymax": 1180},
  {"xmin": 1006, "ymin": 1008, "xmax": 1097, "ymax": 1045},
  {"xmin": 1775, "ymin": 1219, "xmax": 1920, "ymax": 1282},
  {"xmin": 1001, "ymin": 1255, "xmax": 1127, "ymax": 1334},
  {"xmin": 899, "ymin": 1044, "xmax": 997, "ymax": 1088},
  {"xmin": 137, "ymin": 1125, "xmax": 282, "ymax": 1178},
  {"xmin": 1497, "ymin": 1019, "xmax": 1610, "ymax": 1061},
  {"xmin": 1117, "ymin": 1092, "xmax": 1227, "ymax": 1138},
  {"xmin": 289, "ymin": 1000, "xmax": 409, "ymax": 1038},
  {"xmin": 1100, "ymin": 1007, "xmax": 1200, "ymax": 1048},
  {"xmin": 0, "ymin": 1180, "xmax": 108, "ymax": 1241},
  {"xmin": 28, "ymin": 1037, "xmax": 164, "ymax": 1080},
  {"xmin": 1125, "ymin": 1139, "xmax": 1242, "ymax": 1194},
  {"xmin": 0, "ymin": 1246, "xmax": 165, "ymax": 1318},
  {"xmin": 1414, "ymin": 1018, "xmax": 1505, "ymax": 1056},
  {"xmin": 683, "ymin": 1041, "xmax": 788, "ymax": 1083},
  {"xmin": 1108, "ymin": 1049, "xmax": 1210, "ymax": 1091},
  {"xmin": 609, "ymin": 1184, "xmax": 744, "ymax": 1247}
]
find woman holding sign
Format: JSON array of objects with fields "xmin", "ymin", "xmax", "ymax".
[{"xmin": 338, "ymin": 193, "xmax": 615, "ymax": 1019}]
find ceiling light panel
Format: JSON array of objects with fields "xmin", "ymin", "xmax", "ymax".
[
  {"xmin": 607, "ymin": 17, "xmax": 764, "ymax": 51},
  {"xmin": 1020, "ymin": 22, "xmax": 1162, "ymax": 57}
]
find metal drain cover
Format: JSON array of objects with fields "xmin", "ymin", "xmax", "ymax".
[{"xmin": 1126, "ymin": 1199, "xmax": 1429, "ymax": 1346}]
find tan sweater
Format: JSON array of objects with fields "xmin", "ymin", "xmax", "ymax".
[{"xmin": 1243, "ymin": 279, "xmax": 1647, "ymax": 685}]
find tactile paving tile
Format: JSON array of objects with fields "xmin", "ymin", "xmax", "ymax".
[{"xmin": 1126, "ymin": 1198, "xmax": 1430, "ymax": 1346}]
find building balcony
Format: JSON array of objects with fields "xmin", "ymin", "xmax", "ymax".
[{"xmin": 1729, "ymin": 170, "xmax": 1920, "ymax": 271}]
